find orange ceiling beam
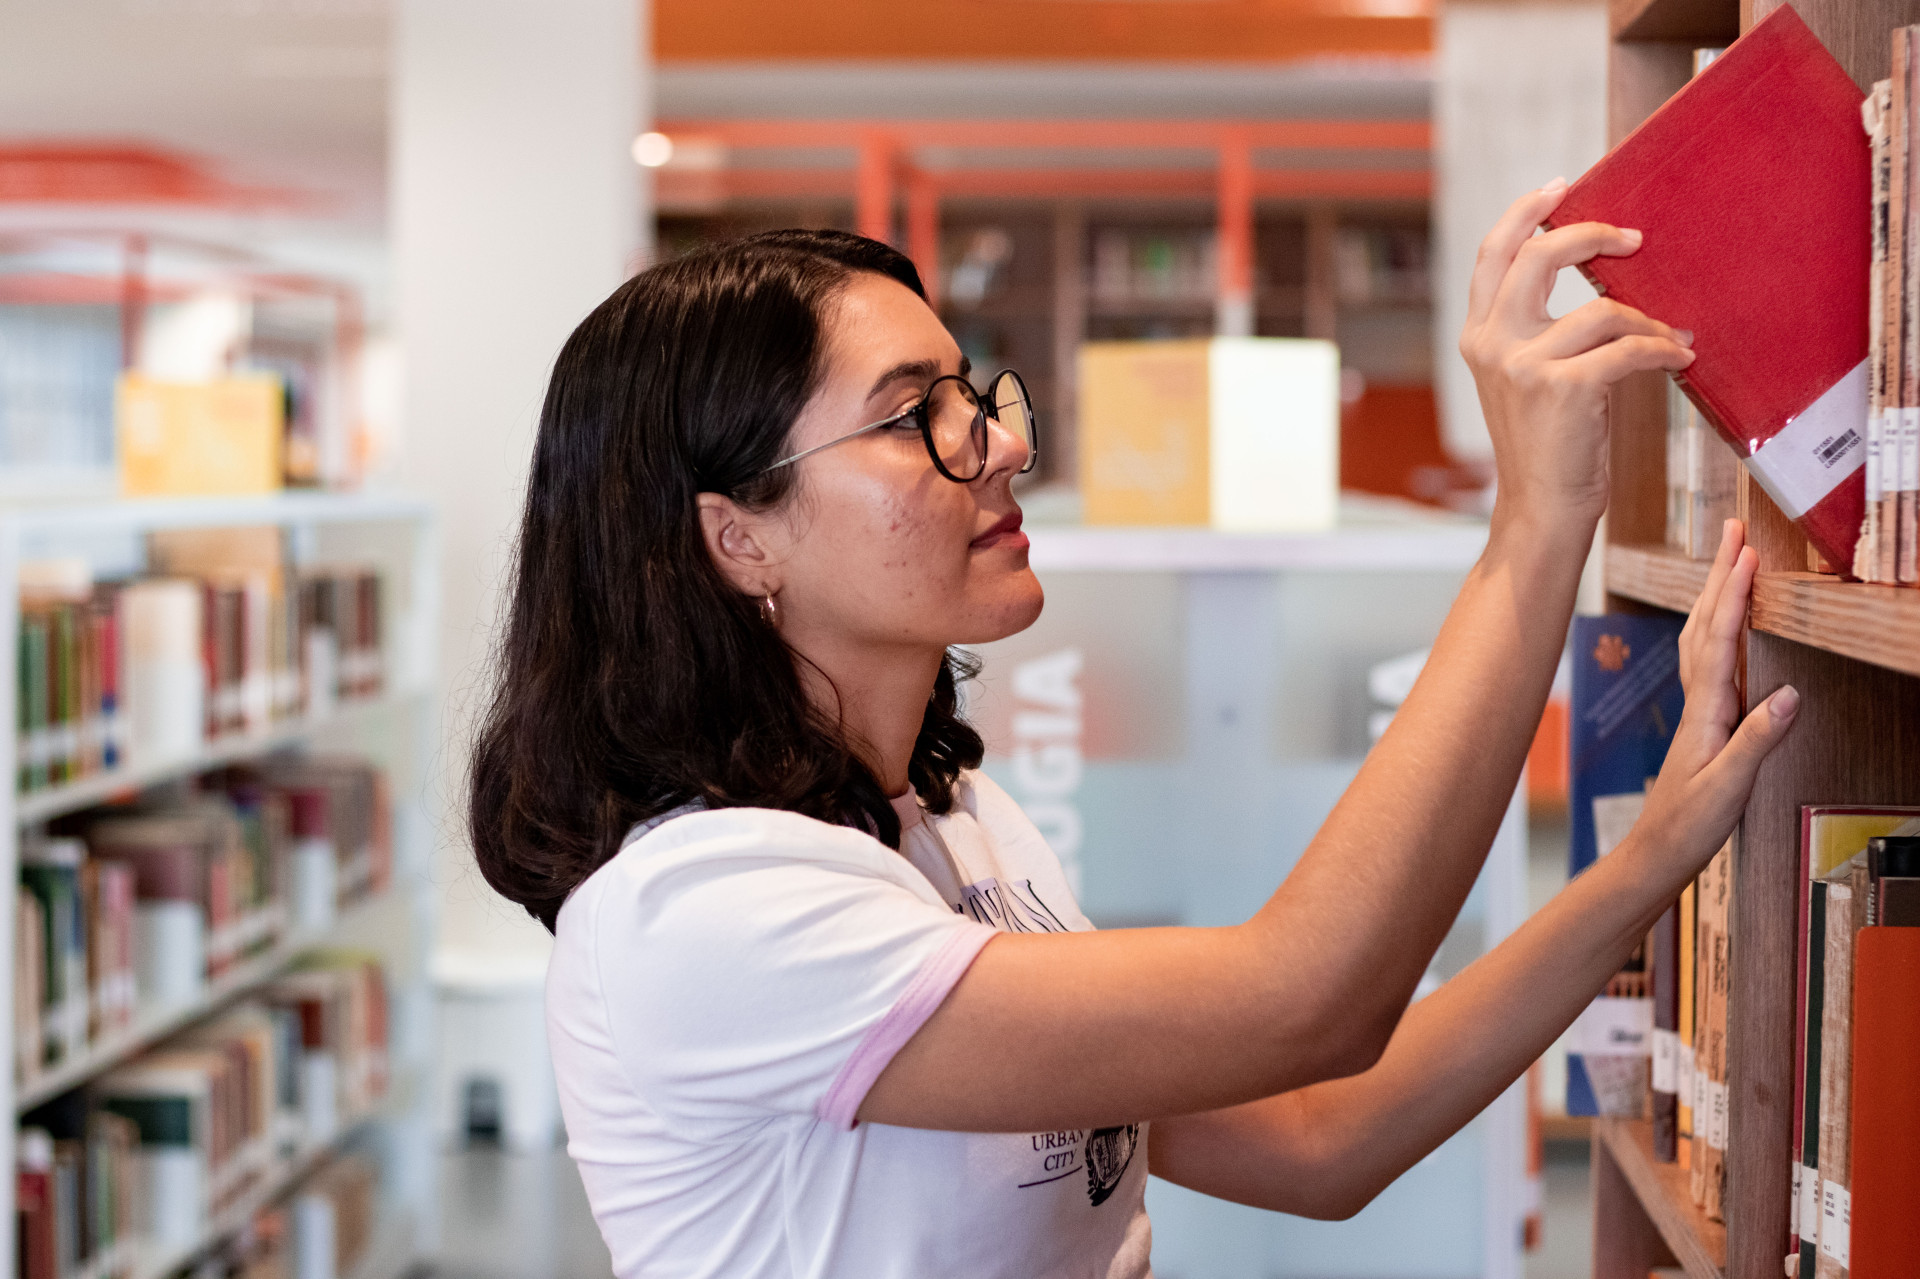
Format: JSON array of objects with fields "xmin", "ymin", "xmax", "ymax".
[
  {"xmin": 661, "ymin": 166, "xmax": 1429, "ymax": 202},
  {"xmin": 658, "ymin": 119, "xmax": 1430, "ymax": 152},
  {"xmin": 0, "ymin": 144, "xmax": 298, "ymax": 208},
  {"xmin": 656, "ymin": 0, "xmax": 1430, "ymax": 62}
]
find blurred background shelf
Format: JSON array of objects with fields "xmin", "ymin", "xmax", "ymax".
[
  {"xmin": 15, "ymin": 890, "xmax": 400, "ymax": 1113},
  {"xmin": 15, "ymin": 687, "xmax": 428, "ymax": 826}
]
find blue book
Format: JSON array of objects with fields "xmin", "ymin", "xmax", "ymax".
[{"xmin": 1565, "ymin": 613, "xmax": 1684, "ymax": 1117}]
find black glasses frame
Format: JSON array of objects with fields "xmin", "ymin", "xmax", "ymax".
[{"xmin": 760, "ymin": 368, "xmax": 1040, "ymax": 482}]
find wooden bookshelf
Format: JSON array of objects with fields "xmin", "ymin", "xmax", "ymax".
[
  {"xmin": 1593, "ymin": 1118, "xmax": 1726, "ymax": 1279},
  {"xmin": 1597, "ymin": 2, "xmax": 1920, "ymax": 1275},
  {"xmin": 1606, "ymin": 545, "xmax": 1920, "ymax": 677}
]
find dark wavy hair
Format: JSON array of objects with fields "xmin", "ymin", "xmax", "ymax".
[{"xmin": 467, "ymin": 229, "xmax": 986, "ymax": 930}]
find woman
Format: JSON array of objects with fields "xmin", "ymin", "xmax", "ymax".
[{"xmin": 470, "ymin": 182, "xmax": 1796, "ymax": 1277}]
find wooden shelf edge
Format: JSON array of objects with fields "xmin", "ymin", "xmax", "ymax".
[
  {"xmin": 1605, "ymin": 543, "xmax": 1711, "ymax": 615},
  {"xmin": 1594, "ymin": 1118, "xmax": 1727, "ymax": 1279},
  {"xmin": 1606, "ymin": 545, "xmax": 1920, "ymax": 679},
  {"xmin": 1749, "ymin": 572, "xmax": 1920, "ymax": 679}
]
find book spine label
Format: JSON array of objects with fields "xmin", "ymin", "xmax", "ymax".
[
  {"xmin": 1747, "ymin": 359, "xmax": 1868, "ymax": 520},
  {"xmin": 1820, "ymin": 1181, "xmax": 1850, "ymax": 1265},
  {"xmin": 1651, "ymin": 1028, "xmax": 1678, "ymax": 1093},
  {"xmin": 1706, "ymin": 1079, "xmax": 1729, "ymax": 1149},
  {"xmin": 1800, "ymin": 1161, "xmax": 1823, "ymax": 1248}
]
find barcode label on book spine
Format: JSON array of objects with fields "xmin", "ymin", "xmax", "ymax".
[
  {"xmin": 1749, "ymin": 359, "xmax": 1869, "ymax": 519},
  {"xmin": 1867, "ymin": 410, "xmax": 1885, "ymax": 501},
  {"xmin": 1651, "ymin": 1029, "xmax": 1678, "ymax": 1093}
]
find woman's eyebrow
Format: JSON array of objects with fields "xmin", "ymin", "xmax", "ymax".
[{"xmin": 865, "ymin": 357, "xmax": 947, "ymax": 403}]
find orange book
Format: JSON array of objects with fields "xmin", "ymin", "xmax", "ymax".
[{"xmin": 1847, "ymin": 926, "xmax": 1920, "ymax": 1276}]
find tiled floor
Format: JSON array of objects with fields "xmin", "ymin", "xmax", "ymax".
[
  {"xmin": 429, "ymin": 1139, "xmax": 1594, "ymax": 1279},
  {"xmin": 429, "ymin": 1144, "xmax": 613, "ymax": 1279}
]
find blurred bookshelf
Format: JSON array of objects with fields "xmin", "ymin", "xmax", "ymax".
[{"xmin": 4, "ymin": 492, "xmax": 437, "ymax": 1279}]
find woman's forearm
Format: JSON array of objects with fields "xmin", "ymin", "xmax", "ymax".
[
  {"xmin": 1155, "ymin": 827, "xmax": 1685, "ymax": 1218},
  {"xmin": 1245, "ymin": 508, "xmax": 1591, "ymax": 1063}
]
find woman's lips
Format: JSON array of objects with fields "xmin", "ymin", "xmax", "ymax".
[{"xmin": 972, "ymin": 511, "xmax": 1027, "ymax": 550}]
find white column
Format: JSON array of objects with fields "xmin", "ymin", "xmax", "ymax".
[
  {"xmin": 1433, "ymin": 3, "xmax": 1607, "ymax": 464},
  {"xmin": 392, "ymin": 0, "xmax": 646, "ymax": 961}
]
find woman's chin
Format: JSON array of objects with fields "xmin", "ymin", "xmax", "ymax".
[{"xmin": 955, "ymin": 574, "xmax": 1045, "ymax": 645}]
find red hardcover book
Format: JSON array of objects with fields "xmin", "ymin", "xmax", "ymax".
[
  {"xmin": 1544, "ymin": 6, "xmax": 1869, "ymax": 570},
  {"xmin": 1848, "ymin": 926, "xmax": 1920, "ymax": 1276}
]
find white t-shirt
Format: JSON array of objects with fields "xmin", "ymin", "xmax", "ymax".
[{"xmin": 547, "ymin": 770, "xmax": 1153, "ymax": 1279}]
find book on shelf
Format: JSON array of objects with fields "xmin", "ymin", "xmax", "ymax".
[
  {"xmin": 14, "ymin": 756, "xmax": 392, "ymax": 1094},
  {"xmin": 1564, "ymin": 615, "xmax": 1683, "ymax": 1121},
  {"xmin": 19, "ymin": 953, "xmax": 390, "ymax": 1272},
  {"xmin": 1546, "ymin": 5, "xmax": 1870, "ymax": 573},
  {"xmin": 1676, "ymin": 876, "xmax": 1695, "ymax": 1170},
  {"xmin": 13, "ymin": 1105, "xmax": 140, "ymax": 1279},
  {"xmin": 1691, "ymin": 839, "xmax": 1731, "ymax": 1220},
  {"xmin": 1795, "ymin": 821, "xmax": 1920, "ymax": 1278},
  {"xmin": 1791, "ymin": 807, "xmax": 1920, "ymax": 1274},
  {"xmin": 1846, "ymin": 921, "xmax": 1920, "ymax": 1275},
  {"xmin": 187, "ymin": 1149, "xmax": 378, "ymax": 1279},
  {"xmin": 1664, "ymin": 380, "xmax": 1739, "ymax": 561},
  {"xmin": 15, "ymin": 541, "xmax": 387, "ymax": 797},
  {"xmin": 1855, "ymin": 28, "xmax": 1920, "ymax": 584}
]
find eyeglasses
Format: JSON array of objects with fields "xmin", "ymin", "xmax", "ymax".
[{"xmin": 761, "ymin": 369, "xmax": 1039, "ymax": 483}]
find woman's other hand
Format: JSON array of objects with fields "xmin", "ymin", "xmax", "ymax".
[
  {"xmin": 1459, "ymin": 180, "xmax": 1696, "ymax": 529},
  {"xmin": 1635, "ymin": 519, "xmax": 1798, "ymax": 875}
]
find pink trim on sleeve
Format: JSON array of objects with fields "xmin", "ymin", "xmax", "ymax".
[{"xmin": 815, "ymin": 923, "xmax": 997, "ymax": 1131}]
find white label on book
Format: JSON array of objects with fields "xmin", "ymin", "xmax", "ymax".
[
  {"xmin": 1820, "ymin": 1181, "xmax": 1850, "ymax": 1265},
  {"xmin": 1677, "ymin": 1044, "xmax": 1695, "ymax": 1107},
  {"xmin": 1799, "ymin": 1162, "xmax": 1822, "ymax": 1243},
  {"xmin": 1792, "ymin": 1163, "xmax": 1803, "ymax": 1239},
  {"xmin": 1866, "ymin": 408, "xmax": 1885, "ymax": 501},
  {"xmin": 1651, "ymin": 1029, "xmax": 1678, "ymax": 1093},
  {"xmin": 1902, "ymin": 405, "xmax": 1920, "ymax": 493},
  {"xmin": 1706, "ymin": 1080, "xmax": 1729, "ymax": 1150},
  {"xmin": 1566, "ymin": 996, "xmax": 1653, "ymax": 1056},
  {"xmin": 1748, "ymin": 358, "xmax": 1869, "ymax": 519},
  {"xmin": 1591, "ymin": 791, "xmax": 1645, "ymax": 861}
]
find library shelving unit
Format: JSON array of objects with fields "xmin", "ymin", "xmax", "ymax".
[
  {"xmin": 1594, "ymin": 2, "xmax": 1920, "ymax": 1276},
  {"xmin": 0, "ymin": 491, "xmax": 439, "ymax": 1279}
]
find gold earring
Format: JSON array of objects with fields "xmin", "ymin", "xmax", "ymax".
[{"xmin": 758, "ymin": 592, "xmax": 779, "ymax": 627}]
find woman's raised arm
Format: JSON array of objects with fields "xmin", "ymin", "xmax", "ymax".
[
  {"xmin": 1147, "ymin": 520, "xmax": 1795, "ymax": 1217},
  {"xmin": 859, "ymin": 181, "xmax": 1709, "ymax": 1134}
]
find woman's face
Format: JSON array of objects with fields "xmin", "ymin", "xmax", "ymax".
[{"xmin": 703, "ymin": 271, "xmax": 1044, "ymax": 657}]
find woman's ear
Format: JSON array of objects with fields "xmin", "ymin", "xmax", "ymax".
[{"xmin": 696, "ymin": 492, "xmax": 780, "ymax": 596}]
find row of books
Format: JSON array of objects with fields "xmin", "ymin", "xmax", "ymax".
[
  {"xmin": 15, "ymin": 954, "xmax": 388, "ymax": 1279},
  {"xmin": 193, "ymin": 1151, "xmax": 379, "ymax": 1279},
  {"xmin": 1566, "ymin": 615, "xmax": 1920, "ymax": 1271},
  {"xmin": 14, "ymin": 756, "xmax": 392, "ymax": 1088},
  {"xmin": 1787, "ymin": 813, "xmax": 1920, "ymax": 1278},
  {"xmin": 1090, "ymin": 228, "xmax": 1218, "ymax": 307},
  {"xmin": 1859, "ymin": 36, "xmax": 1920, "ymax": 584},
  {"xmin": 17, "ymin": 527, "xmax": 384, "ymax": 794}
]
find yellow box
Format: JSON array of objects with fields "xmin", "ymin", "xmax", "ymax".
[
  {"xmin": 1078, "ymin": 338, "xmax": 1338, "ymax": 531},
  {"xmin": 117, "ymin": 373, "xmax": 285, "ymax": 497}
]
